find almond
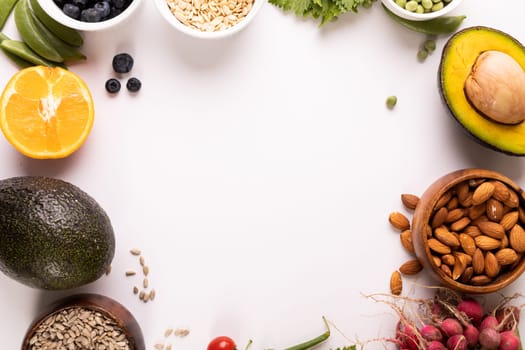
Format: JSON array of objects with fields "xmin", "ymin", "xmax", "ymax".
[
  {"xmin": 431, "ymin": 207, "xmax": 448, "ymax": 228},
  {"xmin": 454, "ymin": 251, "xmax": 472, "ymax": 265},
  {"xmin": 464, "ymin": 225, "xmax": 482, "ymax": 238},
  {"xmin": 484, "ymin": 252, "xmax": 501, "ymax": 278},
  {"xmin": 445, "ymin": 208, "xmax": 465, "ymax": 223},
  {"xmin": 428, "ymin": 238, "xmax": 452, "ymax": 255},
  {"xmin": 450, "ymin": 217, "xmax": 471, "ymax": 232},
  {"xmin": 389, "ymin": 212, "xmax": 410, "ymax": 231},
  {"xmin": 447, "ymin": 196, "xmax": 459, "ymax": 211},
  {"xmin": 459, "ymin": 266, "xmax": 474, "ymax": 284},
  {"xmin": 455, "ymin": 182, "xmax": 470, "ymax": 203},
  {"xmin": 500, "ymin": 234, "xmax": 509, "ymax": 249},
  {"xmin": 491, "ymin": 180, "xmax": 510, "ymax": 202},
  {"xmin": 390, "ymin": 270, "xmax": 402, "ymax": 295},
  {"xmin": 469, "ymin": 203, "xmax": 486, "ymax": 220},
  {"xmin": 401, "ymin": 194, "xmax": 419, "ymax": 210},
  {"xmin": 435, "ymin": 191, "xmax": 452, "ymax": 210},
  {"xmin": 400, "ymin": 230, "xmax": 415, "ymax": 254},
  {"xmin": 472, "ymin": 182, "xmax": 495, "ymax": 206},
  {"xmin": 434, "ymin": 226, "xmax": 460, "ymax": 247},
  {"xmin": 440, "ymin": 264, "xmax": 452, "ymax": 278},
  {"xmin": 452, "ymin": 253, "xmax": 468, "ymax": 280},
  {"xmin": 495, "ymin": 248, "xmax": 519, "ymax": 266},
  {"xmin": 475, "ymin": 235, "xmax": 502, "ymax": 250},
  {"xmin": 441, "ymin": 254, "xmax": 455, "ymax": 266},
  {"xmin": 503, "ymin": 189, "xmax": 519, "ymax": 208},
  {"xmin": 500, "ymin": 211, "xmax": 519, "ymax": 231},
  {"xmin": 472, "ymin": 248, "xmax": 485, "ymax": 274},
  {"xmin": 478, "ymin": 221, "xmax": 506, "ymax": 239},
  {"xmin": 459, "ymin": 233, "xmax": 477, "ymax": 256},
  {"xmin": 399, "ymin": 259, "xmax": 423, "ymax": 275},
  {"xmin": 432, "ymin": 255, "xmax": 442, "ymax": 267},
  {"xmin": 486, "ymin": 198, "xmax": 504, "ymax": 222},
  {"xmin": 471, "ymin": 215, "xmax": 489, "ymax": 226},
  {"xmin": 469, "ymin": 178, "xmax": 486, "ymax": 187},
  {"xmin": 509, "ymin": 224, "xmax": 525, "ymax": 253},
  {"xmin": 519, "ymin": 207, "xmax": 525, "ymax": 224},
  {"xmin": 470, "ymin": 274, "xmax": 492, "ymax": 286}
]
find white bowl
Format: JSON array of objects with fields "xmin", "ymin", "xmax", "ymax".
[
  {"xmin": 153, "ymin": 0, "xmax": 264, "ymax": 39},
  {"xmin": 37, "ymin": 0, "xmax": 143, "ymax": 31},
  {"xmin": 381, "ymin": 0, "xmax": 464, "ymax": 21}
]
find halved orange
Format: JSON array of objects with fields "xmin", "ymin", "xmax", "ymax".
[{"xmin": 0, "ymin": 66, "xmax": 94, "ymax": 159}]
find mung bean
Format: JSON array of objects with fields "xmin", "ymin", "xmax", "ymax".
[{"xmin": 386, "ymin": 96, "xmax": 398, "ymax": 109}]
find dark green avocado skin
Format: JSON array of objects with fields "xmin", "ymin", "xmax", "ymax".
[{"xmin": 0, "ymin": 176, "xmax": 115, "ymax": 290}]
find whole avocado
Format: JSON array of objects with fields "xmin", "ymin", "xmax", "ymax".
[{"xmin": 0, "ymin": 176, "xmax": 115, "ymax": 290}]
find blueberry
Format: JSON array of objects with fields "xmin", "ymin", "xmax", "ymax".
[
  {"xmin": 80, "ymin": 7, "xmax": 102, "ymax": 21},
  {"xmin": 105, "ymin": 78, "xmax": 121, "ymax": 93},
  {"xmin": 94, "ymin": 1, "xmax": 111, "ymax": 18},
  {"xmin": 111, "ymin": 0, "xmax": 127, "ymax": 9},
  {"xmin": 72, "ymin": 0, "xmax": 89, "ymax": 9},
  {"xmin": 126, "ymin": 77, "xmax": 141, "ymax": 92},
  {"xmin": 109, "ymin": 6, "xmax": 123, "ymax": 18},
  {"xmin": 53, "ymin": 0, "xmax": 67, "ymax": 7},
  {"xmin": 63, "ymin": 3, "xmax": 80, "ymax": 18},
  {"xmin": 112, "ymin": 53, "xmax": 134, "ymax": 73}
]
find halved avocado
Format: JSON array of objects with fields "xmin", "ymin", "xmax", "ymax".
[{"xmin": 439, "ymin": 26, "xmax": 525, "ymax": 156}]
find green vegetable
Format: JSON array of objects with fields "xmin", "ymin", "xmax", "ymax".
[
  {"xmin": 386, "ymin": 95, "xmax": 397, "ymax": 109},
  {"xmin": 29, "ymin": 0, "xmax": 83, "ymax": 47},
  {"xmin": 283, "ymin": 317, "xmax": 330, "ymax": 350},
  {"xmin": 417, "ymin": 48, "xmax": 428, "ymax": 61},
  {"xmin": 383, "ymin": 4, "xmax": 466, "ymax": 35},
  {"xmin": 423, "ymin": 38, "xmax": 436, "ymax": 52},
  {"xmin": 0, "ymin": 38, "xmax": 60, "ymax": 67},
  {"xmin": 0, "ymin": 32, "xmax": 32, "ymax": 68},
  {"xmin": 0, "ymin": 0, "xmax": 18, "ymax": 30},
  {"xmin": 269, "ymin": 0, "xmax": 376, "ymax": 27}
]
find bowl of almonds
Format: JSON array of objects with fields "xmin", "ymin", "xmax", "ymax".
[
  {"xmin": 412, "ymin": 168, "xmax": 525, "ymax": 294},
  {"xmin": 21, "ymin": 293, "xmax": 145, "ymax": 350},
  {"xmin": 153, "ymin": 0, "xmax": 264, "ymax": 39}
]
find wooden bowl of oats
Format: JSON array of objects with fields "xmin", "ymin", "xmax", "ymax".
[
  {"xmin": 412, "ymin": 168, "xmax": 525, "ymax": 294},
  {"xmin": 153, "ymin": 0, "xmax": 265, "ymax": 39},
  {"xmin": 21, "ymin": 293, "xmax": 145, "ymax": 350}
]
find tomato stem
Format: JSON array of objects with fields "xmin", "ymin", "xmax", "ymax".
[{"xmin": 282, "ymin": 316, "xmax": 330, "ymax": 350}]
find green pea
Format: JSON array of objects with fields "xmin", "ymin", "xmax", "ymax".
[
  {"xmin": 431, "ymin": 0, "xmax": 440, "ymax": 3},
  {"xmin": 417, "ymin": 49, "xmax": 429, "ymax": 61},
  {"xmin": 383, "ymin": 5, "xmax": 467, "ymax": 35},
  {"xmin": 416, "ymin": 4, "xmax": 424, "ymax": 13},
  {"xmin": 421, "ymin": 0, "xmax": 433, "ymax": 9},
  {"xmin": 395, "ymin": 0, "xmax": 407, "ymax": 7},
  {"xmin": 432, "ymin": 1, "xmax": 444, "ymax": 11},
  {"xmin": 405, "ymin": 0, "xmax": 418, "ymax": 11},
  {"xmin": 423, "ymin": 39, "xmax": 436, "ymax": 52},
  {"xmin": 386, "ymin": 96, "xmax": 398, "ymax": 109}
]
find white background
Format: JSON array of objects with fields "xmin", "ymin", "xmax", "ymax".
[{"xmin": 1, "ymin": 0, "xmax": 525, "ymax": 349}]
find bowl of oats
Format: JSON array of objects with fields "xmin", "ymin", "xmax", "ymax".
[
  {"xmin": 21, "ymin": 293, "xmax": 145, "ymax": 350},
  {"xmin": 153, "ymin": 0, "xmax": 264, "ymax": 39}
]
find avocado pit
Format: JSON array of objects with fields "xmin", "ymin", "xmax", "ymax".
[{"xmin": 464, "ymin": 50, "xmax": 525, "ymax": 125}]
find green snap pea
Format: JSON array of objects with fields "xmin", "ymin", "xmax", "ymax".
[
  {"xmin": 0, "ymin": 0, "xmax": 18, "ymax": 30},
  {"xmin": 283, "ymin": 317, "xmax": 330, "ymax": 350},
  {"xmin": 0, "ymin": 32, "xmax": 33, "ymax": 68},
  {"xmin": 0, "ymin": 38, "xmax": 61, "ymax": 67},
  {"xmin": 383, "ymin": 4, "xmax": 466, "ymax": 35}
]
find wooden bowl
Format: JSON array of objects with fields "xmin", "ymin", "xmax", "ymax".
[
  {"xmin": 21, "ymin": 293, "xmax": 145, "ymax": 350},
  {"xmin": 412, "ymin": 168, "xmax": 525, "ymax": 294}
]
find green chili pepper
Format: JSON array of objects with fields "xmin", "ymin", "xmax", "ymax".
[
  {"xmin": 383, "ymin": 4, "xmax": 466, "ymax": 35},
  {"xmin": 0, "ymin": 0, "xmax": 18, "ymax": 30},
  {"xmin": 283, "ymin": 316, "xmax": 330, "ymax": 350}
]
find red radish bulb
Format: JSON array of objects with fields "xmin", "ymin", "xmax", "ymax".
[
  {"xmin": 457, "ymin": 298, "xmax": 484, "ymax": 325},
  {"xmin": 441, "ymin": 318, "xmax": 463, "ymax": 337},
  {"xmin": 479, "ymin": 327, "xmax": 501, "ymax": 350},
  {"xmin": 498, "ymin": 330, "xmax": 520, "ymax": 350},
  {"xmin": 446, "ymin": 334, "xmax": 467, "ymax": 350},
  {"xmin": 480, "ymin": 315, "xmax": 500, "ymax": 331},
  {"xmin": 397, "ymin": 322, "xmax": 419, "ymax": 350},
  {"xmin": 463, "ymin": 324, "xmax": 480, "ymax": 347},
  {"xmin": 496, "ymin": 306, "xmax": 521, "ymax": 331},
  {"xmin": 428, "ymin": 340, "xmax": 447, "ymax": 350},
  {"xmin": 421, "ymin": 325, "xmax": 443, "ymax": 342}
]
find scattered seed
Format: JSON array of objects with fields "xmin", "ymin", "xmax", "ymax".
[
  {"xmin": 143, "ymin": 265, "xmax": 150, "ymax": 276},
  {"xmin": 165, "ymin": 328, "xmax": 173, "ymax": 337},
  {"xmin": 154, "ymin": 344, "xmax": 165, "ymax": 350},
  {"xmin": 166, "ymin": 344, "xmax": 173, "ymax": 350},
  {"xmin": 143, "ymin": 278, "xmax": 149, "ymax": 289},
  {"xmin": 139, "ymin": 256, "xmax": 145, "ymax": 266},
  {"xmin": 133, "ymin": 286, "xmax": 139, "ymax": 294},
  {"xmin": 139, "ymin": 291, "xmax": 145, "ymax": 301},
  {"xmin": 174, "ymin": 328, "xmax": 190, "ymax": 337},
  {"xmin": 130, "ymin": 248, "xmax": 141, "ymax": 256},
  {"xmin": 150, "ymin": 289, "xmax": 156, "ymax": 301},
  {"xmin": 125, "ymin": 270, "xmax": 136, "ymax": 276}
]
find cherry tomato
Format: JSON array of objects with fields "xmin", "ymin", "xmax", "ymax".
[{"xmin": 207, "ymin": 336, "xmax": 237, "ymax": 350}]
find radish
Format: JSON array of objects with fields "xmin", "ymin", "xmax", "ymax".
[
  {"xmin": 457, "ymin": 298, "xmax": 483, "ymax": 325},
  {"xmin": 496, "ymin": 306, "xmax": 521, "ymax": 332},
  {"xmin": 428, "ymin": 340, "xmax": 447, "ymax": 350},
  {"xmin": 446, "ymin": 334, "xmax": 467, "ymax": 350},
  {"xmin": 498, "ymin": 330, "xmax": 520, "ymax": 350},
  {"xmin": 421, "ymin": 325, "xmax": 443, "ymax": 342},
  {"xmin": 463, "ymin": 324, "xmax": 479, "ymax": 347},
  {"xmin": 441, "ymin": 318, "xmax": 463, "ymax": 337},
  {"xmin": 479, "ymin": 327, "xmax": 501, "ymax": 350},
  {"xmin": 480, "ymin": 315, "xmax": 500, "ymax": 331}
]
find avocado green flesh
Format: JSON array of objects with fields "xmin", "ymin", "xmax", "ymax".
[
  {"xmin": 439, "ymin": 26, "xmax": 525, "ymax": 156},
  {"xmin": 0, "ymin": 176, "xmax": 115, "ymax": 290}
]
